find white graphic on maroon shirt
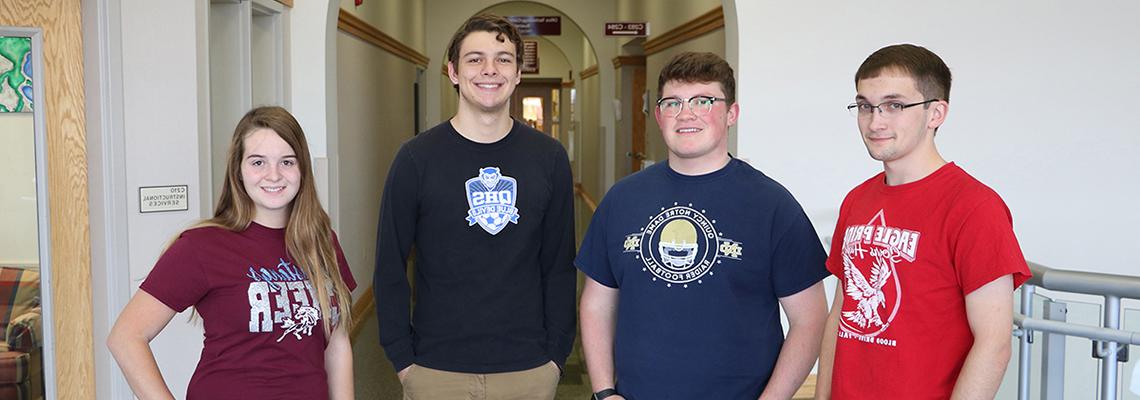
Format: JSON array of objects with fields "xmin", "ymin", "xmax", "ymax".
[
  {"xmin": 278, "ymin": 306, "xmax": 320, "ymax": 342},
  {"xmin": 837, "ymin": 210, "xmax": 919, "ymax": 346},
  {"xmin": 246, "ymin": 258, "xmax": 337, "ymax": 341}
]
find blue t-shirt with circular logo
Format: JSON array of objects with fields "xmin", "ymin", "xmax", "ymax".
[{"xmin": 575, "ymin": 159, "xmax": 828, "ymax": 400}]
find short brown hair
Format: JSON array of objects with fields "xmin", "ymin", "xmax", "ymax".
[
  {"xmin": 446, "ymin": 14, "xmax": 524, "ymax": 70},
  {"xmin": 657, "ymin": 52, "xmax": 736, "ymax": 105},
  {"xmin": 856, "ymin": 44, "xmax": 952, "ymax": 102}
]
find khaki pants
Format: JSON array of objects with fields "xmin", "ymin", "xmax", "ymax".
[{"xmin": 401, "ymin": 362, "xmax": 560, "ymax": 400}]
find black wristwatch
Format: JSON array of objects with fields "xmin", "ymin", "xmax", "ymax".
[{"xmin": 591, "ymin": 388, "xmax": 618, "ymax": 400}]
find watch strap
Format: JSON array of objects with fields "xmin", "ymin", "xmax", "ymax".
[{"xmin": 592, "ymin": 388, "xmax": 618, "ymax": 400}]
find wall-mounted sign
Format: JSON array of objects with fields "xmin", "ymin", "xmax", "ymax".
[
  {"xmin": 522, "ymin": 41, "xmax": 539, "ymax": 74},
  {"xmin": 605, "ymin": 22, "xmax": 649, "ymax": 37},
  {"xmin": 507, "ymin": 16, "xmax": 561, "ymax": 36},
  {"xmin": 139, "ymin": 185, "xmax": 189, "ymax": 213}
]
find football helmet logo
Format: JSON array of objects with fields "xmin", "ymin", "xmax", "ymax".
[
  {"xmin": 624, "ymin": 204, "xmax": 744, "ymax": 287},
  {"xmin": 659, "ymin": 219, "xmax": 698, "ymax": 269}
]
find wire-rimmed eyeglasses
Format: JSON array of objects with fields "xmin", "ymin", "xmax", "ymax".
[
  {"xmin": 657, "ymin": 96, "xmax": 726, "ymax": 118},
  {"xmin": 847, "ymin": 99, "xmax": 941, "ymax": 118}
]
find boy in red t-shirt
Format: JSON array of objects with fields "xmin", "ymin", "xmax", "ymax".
[{"xmin": 816, "ymin": 44, "xmax": 1031, "ymax": 399}]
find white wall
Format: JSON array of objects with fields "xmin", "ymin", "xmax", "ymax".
[
  {"xmin": 287, "ymin": 0, "xmax": 337, "ymax": 215},
  {"xmin": 736, "ymin": 0, "xmax": 1140, "ymax": 279},
  {"xmin": 335, "ymin": 29, "xmax": 419, "ymax": 299},
  {"xmin": 323, "ymin": 0, "xmax": 427, "ymax": 299},
  {"xmin": 86, "ymin": 0, "xmax": 134, "ymax": 397},
  {"xmin": 0, "ymin": 114, "xmax": 39, "ymax": 266},
  {"xmin": 118, "ymin": 1, "xmax": 207, "ymax": 396},
  {"xmin": 287, "ymin": 0, "xmax": 334, "ymax": 159}
]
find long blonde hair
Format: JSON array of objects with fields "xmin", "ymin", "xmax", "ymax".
[{"xmin": 196, "ymin": 106, "xmax": 351, "ymax": 335}]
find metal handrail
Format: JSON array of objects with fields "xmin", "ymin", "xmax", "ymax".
[
  {"xmin": 1015, "ymin": 261, "xmax": 1140, "ymax": 400},
  {"xmin": 1028, "ymin": 261, "xmax": 1140, "ymax": 299},
  {"xmin": 1014, "ymin": 313, "xmax": 1140, "ymax": 345}
]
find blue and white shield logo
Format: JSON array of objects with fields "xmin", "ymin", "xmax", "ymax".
[{"xmin": 464, "ymin": 167, "xmax": 520, "ymax": 235}]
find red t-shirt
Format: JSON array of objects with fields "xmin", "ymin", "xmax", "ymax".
[
  {"xmin": 825, "ymin": 163, "xmax": 1030, "ymax": 399},
  {"xmin": 141, "ymin": 222, "xmax": 356, "ymax": 400}
]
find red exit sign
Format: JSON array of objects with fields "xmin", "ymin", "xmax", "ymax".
[{"xmin": 605, "ymin": 22, "xmax": 649, "ymax": 37}]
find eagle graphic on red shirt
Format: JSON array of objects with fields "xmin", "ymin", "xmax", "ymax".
[{"xmin": 842, "ymin": 253, "xmax": 892, "ymax": 329}]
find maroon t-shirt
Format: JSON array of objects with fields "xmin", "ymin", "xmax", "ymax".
[{"xmin": 141, "ymin": 222, "xmax": 357, "ymax": 400}]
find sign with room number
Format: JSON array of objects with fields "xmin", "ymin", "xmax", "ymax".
[
  {"xmin": 139, "ymin": 185, "xmax": 189, "ymax": 213},
  {"xmin": 605, "ymin": 22, "xmax": 649, "ymax": 36}
]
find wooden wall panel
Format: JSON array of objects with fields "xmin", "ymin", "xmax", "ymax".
[
  {"xmin": 643, "ymin": 6, "xmax": 724, "ymax": 56},
  {"xmin": 579, "ymin": 64, "xmax": 598, "ymax": 79},
  {"xmin": 0, "ymin": 0, "xmax": 93, "ymax": 398},
  {"xmin": 349, "ymin": 286, "xmax": 375, "ymax": 343},
  {"xmin": 338, "ymin": 9, "xmax": 429, "ymax": 67}
]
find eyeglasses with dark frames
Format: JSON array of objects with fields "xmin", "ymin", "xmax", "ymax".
[
  {"xmin": 657, "ymin": 96, "xmax": 727, "ymax": 118},
  {"xmin": 847, "ymin": 98, "xmax": 941, "ymax": 118}
]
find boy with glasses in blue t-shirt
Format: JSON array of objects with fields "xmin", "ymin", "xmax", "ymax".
[{"xmin": 577, "ymin": 52, "xmax": 829, "ymax": 400}]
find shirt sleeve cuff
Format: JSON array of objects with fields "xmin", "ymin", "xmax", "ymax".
[{"xmin": 383, "ymin": 340, "xmax": 415, "ymax": 372}]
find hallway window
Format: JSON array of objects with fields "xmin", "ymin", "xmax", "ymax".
[{"xmin": 523, "ymin": 96, "xmax": 543, "ymax": 131}]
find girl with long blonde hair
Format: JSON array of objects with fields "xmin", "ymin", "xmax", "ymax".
[{"xmin": 108, "ymin": 106, "xmax": 355, "ymax": 399}]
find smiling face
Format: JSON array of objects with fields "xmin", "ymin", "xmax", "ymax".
[
  {"xmin": 854, "ymin": 69, "xmax": 946, "ymax": 170},
  {"xmin": 655, "ymin": 80, "xmax": 738, "ymax": 174},
  {"xmin": 240, "ymin": 128, "xmax": 300, "ymax": 228},
  {"xmin": 448, "ymin": 30, "xmax": 520, "ymax": 115}
]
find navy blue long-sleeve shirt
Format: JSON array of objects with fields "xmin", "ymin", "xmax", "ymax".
[{"xmin": 374, "ymin": 119, "xmax": 576, "ymax": 374}]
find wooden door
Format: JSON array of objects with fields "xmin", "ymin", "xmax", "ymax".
[{"xmin": 0, "ymin": 0, "xmax": 93, "ymax": 397}]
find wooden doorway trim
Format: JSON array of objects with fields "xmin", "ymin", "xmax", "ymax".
[
  {"xmin": 630, "ymin": 66, "xmax": 646, "ymax": 173},
  {"xmin": 0, "ymin": 1, "xmax": 94, "ymax": 398},
  {"xmin": 613, "ymin": 55, "xmax": 647, "ymax": 174}
]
